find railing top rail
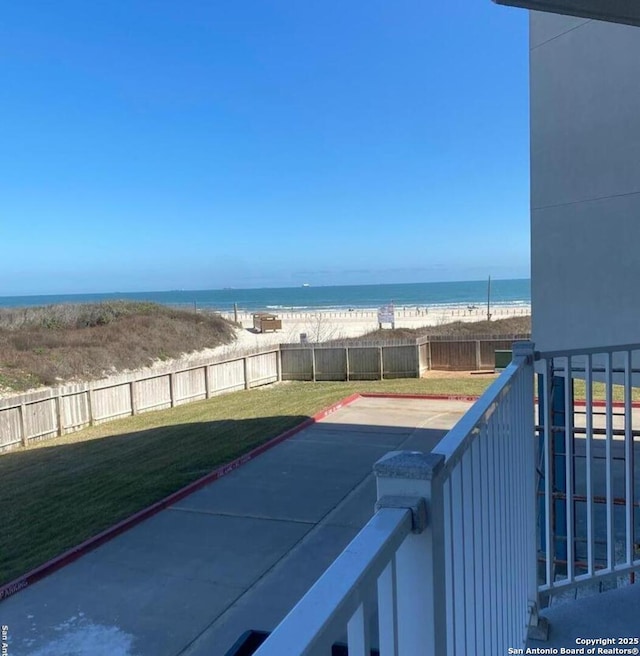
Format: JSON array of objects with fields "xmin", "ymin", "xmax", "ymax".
[
  {"xmin": 432, "ymin": 344, "xmax": 532, "ymax": 474},
  {"xmin": 537, "ymin": 342, "xmax": 640, "ymax": 360},
  {"xmin": 253, "ymin": 507, "xmax": 412, "ymax": 656}
]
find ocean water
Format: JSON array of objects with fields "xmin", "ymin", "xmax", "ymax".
[{"xmin": 0, "ymin": 279, "xmax": 530, "ymax": 313}]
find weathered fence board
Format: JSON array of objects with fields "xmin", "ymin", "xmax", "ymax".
[
  {"xmin": 136, "ymin": 375, "xmax": 172, "ymax": 413},
  {"xmin": 429, "ymin": 340, "xmax": 477, "ymax": 370},
  {"xmin": 92, "ymin": 383, "xmax": 132, "ymax": 422},
  {"xmin": 61, "ymin": 390, "xmax": 91, "ymax": 431},
  {"xmin": 347, "ymin": 347, "xmax": 382, "ymax": 380},
  {"xmin": 174, "ymin": 367, "xmax": 207, "ymax": 405},
  {"xmin": 0, "ymin": 405, "xmax": 22, "ymax": 449},
  {"xmin": 246, "ymin": 352, "xmax": 279, "ymax": 388},
  {"xmin": 23, "ymin": 397, "xmax": 58, "ymax": 440},
  {"xmin": 382, "ymin": 345, "xmax": 419, "ymax": 378},
  {"xmin": 281, "ymin": 349, "xmax": 313, "ymax": 381},
  {"xmin": 314, "ymin": 348, "xmax": 347, "ymax": 382},
  {"xmin": 209, "ymin": 360, "xmax": 245, "ymax": 396}
]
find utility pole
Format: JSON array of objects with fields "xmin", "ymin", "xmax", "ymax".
[{"xmin": 486, "ymin": 275, "xmax": 492, "ymax": 321}]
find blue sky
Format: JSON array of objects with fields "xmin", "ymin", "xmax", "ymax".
[{"xmin": 1, "ymin": 1, "xmax": 529, "ymax": 295}]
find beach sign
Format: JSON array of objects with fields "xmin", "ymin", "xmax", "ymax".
[{"xmin": 377, "ymin": 303, "xmax": 395, "ymax": 328}]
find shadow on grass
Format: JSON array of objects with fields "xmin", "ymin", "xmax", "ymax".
[
  {"xmin": 0, "ymin": 414, "xmax": 311, "ymax": 587},
  {"xmin": 0, "ymin": 412, "xmax": 450, "ymax": 591}
]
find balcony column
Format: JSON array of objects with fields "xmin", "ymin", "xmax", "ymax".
[{"xmin": 374, "ymin": 450, "xmax": 446, "ymax": 655}]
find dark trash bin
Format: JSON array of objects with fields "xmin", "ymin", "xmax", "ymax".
[{"xmin": 223, "ymin": 629, "xmax": 380, "ymax": 656}]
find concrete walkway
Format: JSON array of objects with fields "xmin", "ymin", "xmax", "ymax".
[
  {"xmin": 532, "ymin": 582, "xmax": 640, "ymax": 648},
  {"xmin": 0, "ymin": 396, "xmax": 471, "ymax": 656}
]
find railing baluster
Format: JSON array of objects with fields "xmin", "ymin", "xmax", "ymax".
[
  {"xmin": 488, "ymin": 412, "xmax": 498, "ymax": 656},
  {"xmin": 505, "ymin": 398, "xmax": 516, "ymax": 647},
  {"xmin": 347, "ymin": 601, "xmax": 370, "ymax": 656},
  {"xmin": 444, "ymin": 477, "xmax": 455, "ymax": 655},
  {"xmin": 524, "ymin": 355, "xmax": 539, "ymax": 636},
  {"xmin": 377, "ymin": 558, "xmax": 398, "ymax": 656},
  {"xmin": 606, "ymin": 351, "xmax": 614, "ymax": 571},
  {"xmin": 586, "ymin": 353, "xmax": 594, "ymax": 577},
  {"xmin": 462, "ymin": 446, "xmax": 475, "ymax": 652},
  {"xmin": 624, "ymin": 350, "xmax": 634, "ymax": 568},
  {"xmin": 513, "ymin": 370, "xmax": 523, "ymax": 642},
  {"xmin": 451, "ymin": 464, "xmax": 466, "ymax": 653},
  {"xmin": 471, "ymin": 435, "xmax": 484, "ymax": 652},
  {"xmin": 543, "ymin": 358, "xmax": 554, "ymax": 588},
  {"xmin": 479, "ymin": 424, "xmax": 492, "ymax": 656},
  {"xmin": 497, "ymin": 401, "xmax": 508, "ymax": 651},
  {"xmin": 565, "ymin": 355, "xmax": 575, "ymax": 582},
  {"xmin": 508, "ymin": 386, "xmax": 518, "ymax": 646}
]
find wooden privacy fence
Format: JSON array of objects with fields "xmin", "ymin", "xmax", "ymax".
[
  {"xmin": 0, "ymin": 348, "xmax": 280, "ymax": 452},
  {"xmin": 426, "ymin": 337, "xmax": 521, "ymax": 371},
  {"xmin": 0, "ymin": 335, "xmax": 528, "ymax": 452},
  {"xmin": 280, "ymin": 342, "xmax": 420, "ymax": 381},
  {"xmin": 280, "ymin": 336, "xmax": 527, "ymax": 381}
]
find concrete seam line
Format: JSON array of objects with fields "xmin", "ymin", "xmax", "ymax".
[{"xmin": 0, "ymin": 393, "xmax": 363, "ymax": 603}]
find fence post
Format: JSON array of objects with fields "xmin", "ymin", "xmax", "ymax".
[
  {"xmin": 276, "ymin": 349, "xmax": 282, "ymax": 382},
  {"xmin": 379, "ymin": 347, "xmax": 384, "ymax": 380},
  {"xmin": 311, "ymin": 347, "xmax": 316, "ymax": 382},
  {"xmin": 204, "ymin": 365, "xmax": 211, "ymax": 398},
  {"xmin": 345, "ymin": 346, "xmax": 350, "ymax": 382},
  {"xmin": 475, "ymin": 340, "xmax": 482, "ymax": 370},
  {"xmin": 374, "ymin": 451, "xmax": 447, "ymax": 654},
  {"xmin": 243, "ymin": 357, "xmax": 250, "ymax": 390},
  {"xmin": 56, "ymin": 391, "xmax": 64, "ymax": 436},
  {"xmin": 19, "ymin": 402, "xmax": 28, "ymax": 446},
  {"xmin": 130, "ymin": 380, "xmax": 138, "ymax": 416},
  {"xmin": 87, "ymin": 388, "xmax": 95, "ymax": 426},
  {"xmin": 169, "ymin": 373, "xmax": 176, "ymax": 407}
]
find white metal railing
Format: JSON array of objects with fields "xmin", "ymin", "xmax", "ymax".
[
  {"xmin": 431, "ymin": 340, "xmax": 538, "ymax": 653},
  {"xmin": 253, "ymin": 506, "xmax": 415, "ymax": 655},
  {"xmin": 536, "ymin": 344, "xmax": 640, "ymax": 594},
  {"xmin": 254, "ymin": 341, "xmax": 538, "ymax": 655}
]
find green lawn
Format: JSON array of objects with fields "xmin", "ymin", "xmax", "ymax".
[{"xmin": 1, "ymin": 372, "xmax": 636, "ymax": 587}]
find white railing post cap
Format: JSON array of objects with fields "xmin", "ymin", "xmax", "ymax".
[{"xmin": 374, "ymin": 450, "xmax": 445, "ymax": 480}]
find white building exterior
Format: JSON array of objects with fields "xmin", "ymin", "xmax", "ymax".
[{"xmin": 529, "ymin": 9, "xmax": 640, "ymax": 352}]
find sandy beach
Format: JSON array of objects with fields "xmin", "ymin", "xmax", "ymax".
[{"xmin": 215, "ymin": 303, "xmax": 531, "ymax": 353}]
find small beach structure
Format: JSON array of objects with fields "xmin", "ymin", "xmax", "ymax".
[{"xmin": 252, "ymin": 312, "xmax": 282, "ymax": 333}]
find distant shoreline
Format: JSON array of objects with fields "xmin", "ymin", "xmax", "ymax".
[{"xmin": 0, "ymin": 279, "xmax": 531, "ymax": 312}]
